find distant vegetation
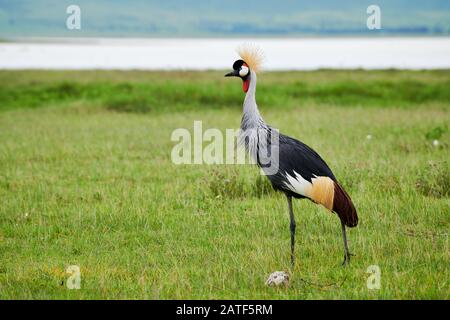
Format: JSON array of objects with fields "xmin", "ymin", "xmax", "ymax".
[{"xmin": 1, "ymin": 70, "xmax": 450, "ymax": 113}]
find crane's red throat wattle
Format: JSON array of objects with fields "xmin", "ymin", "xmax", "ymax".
[{"xmin": 243, "ymin": 79, "xmax": 250, "ymax": 93}]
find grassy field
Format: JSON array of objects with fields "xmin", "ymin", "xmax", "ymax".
[{"xmin": 0, "ymin": 70, "xmax": 448, "ymax": 299}]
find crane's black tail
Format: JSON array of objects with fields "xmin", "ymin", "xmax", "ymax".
[{"xmin": 333, "ymin": 183, "xmax": 358, "ymax": 227}]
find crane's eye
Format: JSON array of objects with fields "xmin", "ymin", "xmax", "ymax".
[{"xmin": 239, "ymin": 66, "xmax": 249, "ymax": 77}]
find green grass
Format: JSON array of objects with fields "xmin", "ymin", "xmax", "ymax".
[{"xmin": 0, "ymin": 70, "xmax": 449, "ymax": 299}]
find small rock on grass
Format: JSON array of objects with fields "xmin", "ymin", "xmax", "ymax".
[{"xmin": 266, "ymin": 271, "xmax": 290, "ymax": 287}]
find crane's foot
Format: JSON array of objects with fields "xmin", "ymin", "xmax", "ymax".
[{"xmin": 341, "ymin": 252, "xmax": 354, "ymax": 267}]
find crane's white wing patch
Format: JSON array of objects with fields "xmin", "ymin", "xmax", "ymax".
[
  {"xmin": 284, "ymin": 171, "xmax": 312, "ymax": 197},
  {"xmin": 285, "ymin": 172, "xmax": 336, "ymax": 210}
]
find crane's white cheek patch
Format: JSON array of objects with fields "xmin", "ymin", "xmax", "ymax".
[{"xmin": 239, "ymin": 66, "xmax": 249, "ymax": 77}]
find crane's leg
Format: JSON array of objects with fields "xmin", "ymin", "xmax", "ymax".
[
  {"xmin": 341, "ymin": 221, "xmax": 351, "ymax": 266},
  {"xmin": 286, "ymin": 195, "xmax": 296, "ymax": 269}
]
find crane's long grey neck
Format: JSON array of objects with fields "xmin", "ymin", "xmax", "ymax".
[
  {"xmin": 239, "ymin": 71, "xmax": 270, "ymax": 162},
  {"xmin": 241, "ymin": 71, "xmax": 266, "ymax": 131}
]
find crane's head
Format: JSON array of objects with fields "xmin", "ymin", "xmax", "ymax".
[
  {"xmin": 224, "ymin": 59, "xmax": 251, "ymax": 92},
  {"xmin": 224, "ymin": 45, "xmax": 263, "ymax": 93}
]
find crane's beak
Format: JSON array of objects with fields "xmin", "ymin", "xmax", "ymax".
[{"xmin": 224, "ymin": 70, "xmax": 239, "ymax": 77}]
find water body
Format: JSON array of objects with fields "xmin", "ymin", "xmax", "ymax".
[{"xmin": 1, "ymin": 37, "xmax": 449, "ymax": 70}]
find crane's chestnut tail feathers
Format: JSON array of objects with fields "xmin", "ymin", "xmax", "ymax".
[{"xmin": 333, "ymin": 183, "xmax": 358, "ymax": 227}]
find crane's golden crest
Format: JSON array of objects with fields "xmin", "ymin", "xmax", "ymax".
[{"xmin": 237, "ymin": 45, "xmax": 264, "ymax": 73}]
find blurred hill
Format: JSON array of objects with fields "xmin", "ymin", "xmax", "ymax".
[{"xmin": 1, "ymin": 0, "xmax": 449, "ymax": 38}]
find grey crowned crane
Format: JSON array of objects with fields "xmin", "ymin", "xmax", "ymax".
[{"xmin": 225, "ymin": 47, "xmax": 358, "ymax": 268}]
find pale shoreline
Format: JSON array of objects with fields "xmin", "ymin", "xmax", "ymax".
[{"xmin": 1, "ymin": 37, "xmax": 450, "ymax": 70}]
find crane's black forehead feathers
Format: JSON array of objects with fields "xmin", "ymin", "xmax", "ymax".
[{"xmin": 232, "ymin": 59, "xmax": 245, "ymax": 70}]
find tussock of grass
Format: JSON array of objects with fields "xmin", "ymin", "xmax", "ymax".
[
  {"xmin": 203, "ymin": 169, "xmax": 246, "ymax": 199},
  {"xmin": 425, "ymin": 125, "xmax": 448, "ymax": 140},
  {"xmin": 202, "ymin": 168, "xmax": 274, "ymax": 199},
  {"xmin": 416, "ymin": 161, "xmax": 450, "ymax": 198}
]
